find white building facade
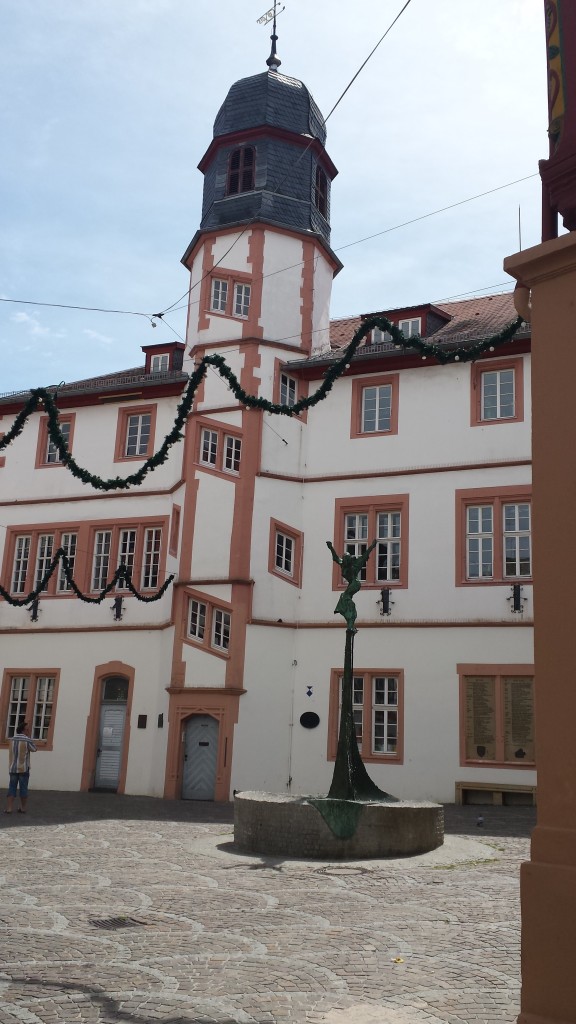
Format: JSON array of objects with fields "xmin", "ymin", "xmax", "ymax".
[{"xmin": 0, "ymin": 62, "xmax": 534, "ymax": 805}]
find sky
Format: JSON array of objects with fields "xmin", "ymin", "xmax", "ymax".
[{"xmin": 0, "ymin": 0, "xmax": 548, "ymax": 393}]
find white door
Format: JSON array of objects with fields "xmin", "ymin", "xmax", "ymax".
[
  {"xmin": 95, "ymin": 703, "xmax": 127, "ymax": 790},
  {"xmin": 182, "ymin": 715, "xmax": 219, "ymax": 800}
]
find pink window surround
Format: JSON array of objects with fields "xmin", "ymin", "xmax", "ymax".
[
  {"xmin": 350, "ymin": 373, "xmax": 400, "ymax": 439},
  {"xmin": 194, "ymin": 416, "xmax": 243, "ymax": 480},
  {"xmin": 1, "ymin": 516, "xmax": 169, "ymax": 599},
  {"xmin": 455, "ymin": 484, "xmax": 532, "ymax": 586},
  {"xmin": 169, "ymin": 506, "xmax": 181, "ymax": 558},
  {"xmin": 182, "ymin": 588, "xmax": 233, "ymax": 661},
  {"xmin": 327, "ymin": 668, "xmax": 404, "ymax": 765},
  {"xmin": 331, "ymin": 494, "xmax": 409, "ymax": 591},
  {"xmin": 0, "ymin": 667, "xmax": 60, "ymax": 751},
  {"xmin": 268, "ymin": 518, "xmax": 304, "ymax": 588},
  {"xmin": 114, "ymin": 404, "xmax": 158, "ymax": 463},
  {"xmin": 458, "ymin": 663, "xmax": 535, "ymax": 769},
  {"xmin": 470, "ymin": 356, "xmax": 525, "ymax": 427},
  {"xmin": 35, "ymin": 413, "xmax": 76, "ymax": 469},
  {"xmin": 202, "ymin": 269, "xmax": 254, "ymax": 321},
  {"xmin": 272, "ymin": 359, "xmax": 309, "ymax": 423}
]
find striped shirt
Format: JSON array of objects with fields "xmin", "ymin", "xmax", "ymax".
[{"xmin": 9, "ymin": 733, "xmax": 37, "ymax": 774}]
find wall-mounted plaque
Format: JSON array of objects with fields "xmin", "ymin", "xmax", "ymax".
[
  {"xmin": 503, "ymin": 677, "xmax": 534, "ymax": 762},
  {"xmin": 465, "ymin": 676, "xmax": 497, "ymax": 760}
]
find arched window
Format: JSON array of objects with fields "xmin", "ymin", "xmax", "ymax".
[
  {"xmin": 227, "ymin": 146, "xmax": 255, "ymax": 196},
  {"xmin": 314, "ymin": 165, "xmax": 328, "ymax": 218}
]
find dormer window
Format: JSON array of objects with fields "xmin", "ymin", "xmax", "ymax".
[
  {"xmin": 399, "ymin": 318, "xmax": 421, "ymax": 338},
  {"xmin": 314, "ymin": 166, "xmax": 328, "ymax": 218},
  {"xmin": 150, "ymin": 353, "xmax": 170, "ymax": 373},
  {"xmin": 227, "ymin": 146, "xmax": 255, "ymax": 196},
  {"xmin": 371, "ymin": 327, "xmax": 392, "ymax": 345}
]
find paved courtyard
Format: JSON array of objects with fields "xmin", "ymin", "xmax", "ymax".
[{"xmin": 0, "ymin": 792, "xmax": 535, "ymax": 1024}]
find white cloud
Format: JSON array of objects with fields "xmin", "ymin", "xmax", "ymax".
[
  {"xmin": 83, "ymin": 328, "xmax": 113, "ymax": 345},
  {"xmin": 10, "ymin": 311, "xmax": 65, "ymax": 339}
]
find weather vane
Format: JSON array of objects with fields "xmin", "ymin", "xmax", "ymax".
[{"xmin": 257, "ymin": 2, "xmax": 285, "ymax": 70}]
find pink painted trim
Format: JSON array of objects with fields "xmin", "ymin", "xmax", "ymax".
[
  {"xmin": 193, "ymin": 414, "xmax": 244, "ymax": 481},
  {"xmin": 81, "ymin": 661, "xmax": 135, "ymax": 792},
  {"xmin": 350, "ymin": 373, "xmax": 399, "ymax": 439},
  {"xmin": 470, "ymin": 355, "xmax": 525, "ymax": 427},
  {"xmin": 457, "ymin": 662, "xmax": 535, "ymax": 768},
  {"xmin": 169, "ymin": 505, "xmax": 181, "ymax": 558},
  {"xmin": 455, "ymin": 484, "xmax": 532, "ymax": 586},
  {"xmin": 332, "ymin": 493, "xmax": 410, "ymax": 590},
  {"xmin": 163, "ymin": 687, "xmax": 242, "ymax": 801},
  {"xmin": 181, "ymin": 586, "xmax": 233, "ymax": 661},
  {"xmin": 268, "ymin": 518, "xmax": 304, "ymax": 588},
  {"xmin": 35, "ymin": 413, "xmax": 76, "ymax": 469},
  {"xmin": 328, "ymin": 667, "xmax": 404, "ymax": 764},
  {"xmin": 272, "ymin": 358, "xmax": 309, "ymax": 424},
  {"xmin": 113, "ymin": 404, "xmax": 158, "ymax": 464},
  {"xmin": 0, "ymin": 667, "xmax": 60, "ymax": 751},
  {"xmin": 245, "ymin": 229, "xmax": 264, "ymax": 340}
]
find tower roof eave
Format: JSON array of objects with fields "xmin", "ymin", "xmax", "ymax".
[
  {"xmin": 180, "ymin": 221, "xmax": 343, "ymax": 276},
  {"xmin": 197, "ymin": 124, "xmax": 338, "ymax": 180}
]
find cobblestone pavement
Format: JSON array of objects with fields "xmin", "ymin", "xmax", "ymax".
[{"xmin": 0, "ymin": 792, "xmax": 535, "ymax": 1024}]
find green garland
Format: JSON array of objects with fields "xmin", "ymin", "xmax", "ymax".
[
  {"xmin": 0, "ymin": 314, "xmax": 524, "ymax": 491},
  {"xmin": 0, "ymin": 548, "xmax": 174, "ymax": 607}
]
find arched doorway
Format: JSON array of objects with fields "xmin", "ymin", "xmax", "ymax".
[{"xmin": 94, "ymin": 675, "xmax": 129, "ymax": 791}]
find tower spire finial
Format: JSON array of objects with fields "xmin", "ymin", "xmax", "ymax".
[{"xmin": 257, "ymin": 3, "xmax": 285, "ymax": 71}]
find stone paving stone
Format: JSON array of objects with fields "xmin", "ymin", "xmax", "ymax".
[{"xmin": 0, "ymin": 793, "xmax": 535, "ymax": 1024}]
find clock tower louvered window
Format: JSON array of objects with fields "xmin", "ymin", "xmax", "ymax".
[{"xmin": 227, "ymin": 146, "xmax": 255, "ymax": 196}]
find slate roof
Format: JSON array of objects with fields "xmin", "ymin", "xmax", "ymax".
[
  {"xmin": 0, "ymin": 367, "xmax": 188, "ymax": 406},
  {"xmin": 328, "ymin": 292, "xmax": 527, "ymax": 355},
  {"xmin": 213, "ymin": 70, "xmax": 326, "ymax": 144}
]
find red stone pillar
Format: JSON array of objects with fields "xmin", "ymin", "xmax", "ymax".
[{"xmin": 505, "ymin": 232, "xmax": 576, "ymax": 1024}]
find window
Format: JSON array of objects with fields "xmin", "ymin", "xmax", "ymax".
[
  {"xmin": 471, "ymin": 357, "xmax": 524, "ymax": 426},
  {"xmin": 142, "ymin": 527, "xmax": 162, "ymax": 589},
  {"xmin": 58, "ymin": 532, "xmax": 77, "ymax": 592},
  {"xmin": 115, "ymin": 405, "xmax": 157, "ymax": 463},
  {"xmin": 0, "ymin": 669, "xmax": 60, "ymax": 749},
  {"xmin": 371, "ymin": 327, "xmax": 393, "ymax": 345},
  {"xmin": 3, "ymin": 519, "xmax": 167, "ymax": 599},
  {"xmin": 328, "ymin": 669, "xmax": 404, "ymax": 764},
  {"xmin": 186, "ymin": 592, "xmax": 232, "ymax": 657},
  {"xmin": 125, "ymin": 413, "xmax": 150, "ymax": 457},
  {"xmin": 268, "ymin": 518, "xmax": 304, "ymax": 587},
  {"xmin": 456, "ymin": 486, "xmax": 532, "ymax": 584},
  {"xmin": 280, "ymin": 373, "xmax": 297, "ymax": 407},
  {"xmin": 197, "ymin": 420, "xmax": 242, "ymax": 477},
  {"xmin": 36, "ymin": 414, "xmax": 75, "ymax": 468},
  {"xmin": 211, "ymin": 278, "xmax": 228, "ymax": 313},
  {"xmin": 89, "ymin": 522, "xmax": 166, "ymax": 593},
  {"xmin": 273, "ymin": 360, "xmax": 309, "ymax": 418},
  {"xmin": 234, "ymin": 283, "xmax": 251, "ymax": 318},
  {"xmin": 227, "ymin": 146, "xmax": 255, "ymax": 195},
  {"xmin": 459, "ymin": 665, "xmax": 535, "ymax": 767},
  {"xmin": 350, "ymin": 374, "xmax": 399, "ymax": 438},
  {"xmin": 150, "ymin": 353, "xmax": 170, "ymax": 373},
  {"xmin": 399, "ymin": 318, "xmax": 421, "ymax": 338},
  {"xmin": 314, "ymin": 165, "xmax": 328, "ymax": 218},
  {"xmin": 332, "ymin": 495, "xmax": 409, "ymax": 590}
]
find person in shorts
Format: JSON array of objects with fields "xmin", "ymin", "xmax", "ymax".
[{"xmin": 5, "ymin": 720, "xmax": 37, "ymax": 814}]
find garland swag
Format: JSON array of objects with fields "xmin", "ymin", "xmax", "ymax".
[
  {"xmin": 0, "ymin": 314, "xmax": 524, "ymax": 492},
  {"xmin": 0, "ymin": 548, "xmax": 174, "ymax": 607}
]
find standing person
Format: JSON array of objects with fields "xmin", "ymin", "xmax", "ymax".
[{"xmin": 5, "ymin": 720, "xmax": 37, "ymax": 814}]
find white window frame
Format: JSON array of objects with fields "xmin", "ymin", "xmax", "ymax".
[
  {"xmin": 211, "ymin": 278, "xmax": 228, "ymax": 312},
  {"xmin": 200, "ymin": 428, "xmax": 218, "ymax": 466},
  {"xmin": 212, "ymin": 608, "xmax": 231, "ymax": 651},
  {"xmin": 224, "ymin": 435, "xmax": 242, "ymax": 474},
  {"xmin": 361, "ymin": 383, "xmax": 393, "ymax": 433},
  {"xmin": 34, "ymin": 534, "xmax": 54, "ymax": 590},
  {"xmin": 188, "ymin": 599, "xmax": 207, "ymax": 642},
  {"xmin": 6, "ymin": 673, "xmax": 56, "ymax": 742},
  {"xmin": 275, "ymin": 531, "xmax": 294, "ymax": 577},
  {"xmin": 45, "ymin": 419, "xmax": 71, "ymax": 465},
  {"xmin": 280, "ymin": 372, "xmax": 297, "ymax": 408},
  {"xmin": 234, "ymin": 283, "xmax": 251, "ymax": 318},
  {"xmin": 150, "ymin": 353, "xmax": 170, "ymax": 373},
  {"xmin": 398, "ymin": 318, "xmax": 421, "ymax": 338},
  {"xmin": 92, "ymin": 530, "xmax": 112, "ymax": 591},
  {"xmin": 466, "ymin": 505, "xmax": 494, "ymax": 579},
  {"xmin": 376, "ymin": 511, "xmax": 401, "ymax": 583},
  {"xmin": 57, "ymin": 532, "xmax": 77, "ymax": 593},
  {"xmin": 503, "ymin": 502, "xmax": 531, "ymax": 578},
  {"xmin": 481, "ymin": 367, "xmax": 515, "ymax": 421},
  {"xmin": 116, "ymin": 529, "xmax": 137, "ymax": 590},
  {"xmin": 142, "ymin": 527, "xmax": 162, "ymax": 589},
  {"xmin": 125, "ymin": 413, "xmax": 151, "ymax": 457},
  {"xmin": 372, "ymin": 676, "xmax": 399, "ymax": 755},
  {"xmin": 344, "ymin": 513, "xmax": 369, "ymax": 581},
  {"xmin": 11, "ymin": 536, "xmax": 31, "ymax": 595}
]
